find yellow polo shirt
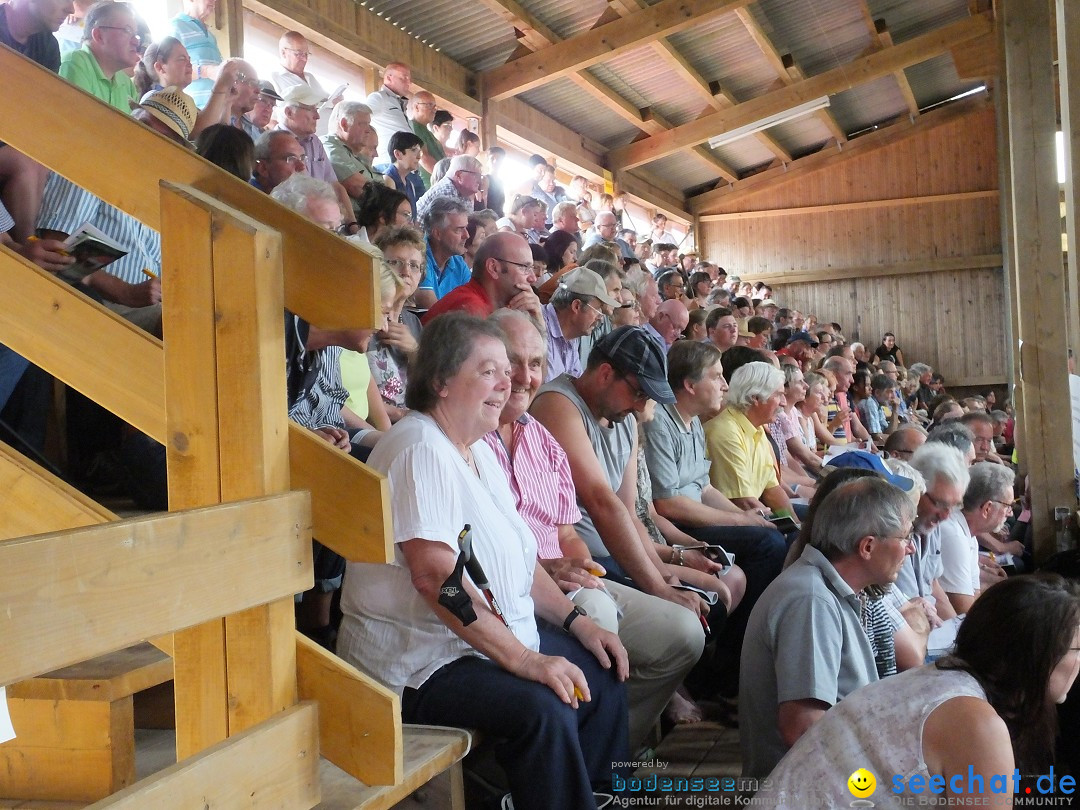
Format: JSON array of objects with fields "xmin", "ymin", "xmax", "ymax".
[{"xmin": 704, "ymin": 406, "xmax": 779, "ymax": 499}]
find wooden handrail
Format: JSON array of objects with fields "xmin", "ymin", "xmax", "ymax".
[{"xmin": 0, "ymin": 44, "xmax": 377, "ymax": 330}]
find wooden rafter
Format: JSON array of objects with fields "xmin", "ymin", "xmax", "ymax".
[
  {"xmin": 481, "ymin": 0, "xmax": 755, "ymax": 99},
  {"xmin": 733, "ymin": 7, "xmax": 848, "ymax": 143},
  {"xmin": 471, "ymin": 0, "xmax": 558, "ymax": 51},
  {"xmin": 607, "ymin": 14, "xmax": 992, "ymax": 170},
  {"xmin": 869, "ymin": 17, "xmax": 922, "ymax": 117}
]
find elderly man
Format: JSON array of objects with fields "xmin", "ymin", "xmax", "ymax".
[
  {"xmin": 645, "ymin": 299, "xmax": 688, "ymax": 349},
  {"xmin": 959, "ymin": 411, "xmax": 1007, "ymax": 465},
  {"xmin": 414, "ymin": 154, "xmax": 481, "ymax": 223},
  {"xmin": 170, "ymin": 0, "xmax": 221, "ymax": 108},
  {"xmin": 270, "ymin": 31, "xmax": 340, "ymax": 109},
  {"xmin": 542, "ymin": 267, "xmax": 620, "ymax": 382},
  {"xmin": 0, "ymin": 0, "xmax": 71, "ymax": 239},
  {"xmin": 405, "ymin": 90, "xmax": 442, "ymax": 187},
  {"xmin": 938, "ymin": 462, "xmax": 1015, "ymax": 614},
  {"xmin": 644, "ymin": 343, "xmax": 789, "ymax": 691},
  {"xmin": 504, "ymin": 194, "xmax": 541, "ymax": 241},
  {"xmin": 59, "ymin": 1, "xmax": 139, "ymax": 110},
  {"xmin": 584, "ymin": 210, "xmax": 632, "ymax": 255},
  {"xmin": 322, "ymin": 100, "xmax": 382, "ymax": 219},
  {"xmin": 366, "ymin": 61, "xmax": 412, "ymax": 162},
  {"xmin": 548, "ymin": 200, "xmax": 579, "ymax": 242},
  {"xmin": 656, "ymin": 270, "xmax": 686, "ymax": 303},
  {"xmin": 623, "ymin": 267, "xmax": 661, "ymax": 323},
  {"xmin": 705, "ymin": 362, "xmax": 799, "ymax": 521},
  {"xmin": 896, "ymin": 442, "xmax": 970, "ymax": 625},
  {"xmin": 740, "ymin": 477, "xmax": 915, "ymax": 777},
  {"xmin": 705, "ymin": 307, "xmax": 738, "ymax": 355},
  {"xmin": 927, "ymin": 421, "xmax": 976, "ymax": 466},
  {"xmin": 485, "ymin": 310, "xmax": 703, "ymax": 751},
  {"xmin": 823, "ymin": 355, "xmax": 872, "ymax": 444},
  {"xmin": 910, "ymin": 362, "xmax": 935, "ymax": 411},
  {"xmin": 414, "ymin": 196, "xmax": 470, "ymax": 308},
  {"xmin": 252, "ymin": 130, "xmax": 307, "ymax": 194},
  {"xmin": 240, "ymin": 81, "xmax": 281, "ymax": 140},
  {"xmin": 422, "ymin": 232, "xmax": 540, "ymax": 325},
  {"xmin": 277, "ymin": 86, "xmax": 355, "ymax": 227},
  {"xmin": 221, "ymin": 58, "xmax": 261, "ymax": 130},
  {"xmin": 884, "ymin": 425, "xmax": 927, "ymax": 462}
]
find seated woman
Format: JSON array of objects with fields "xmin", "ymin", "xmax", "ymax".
[
  {"xmin": 757, "ymin": 573, "xmax": 1080, "ymax": 807},
  {"xmin": 337, "ymin": 313, "xmax": 630, "ymax": 810},
  {"xmin": 535, "ymin": 228, "xmax": 579, "ymax": 298},
  {"xmin": 367, "ymin": 225, "xmax": 426, "ymax": 422},
  {"xmin": 354, "ymin": 182, "xmax": 412, "ymax": 243},
  {"xmin": 769, "ymin": 364, "xmax": 818, "ymax": 499},
  {"xmin": 133, "ymin": 39, "xmax": 239, "ymax": 138}
]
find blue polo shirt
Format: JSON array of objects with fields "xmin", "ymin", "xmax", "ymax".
[{"xmin": 420, "ymin": 241, "xmax": 470, "ymax": 301}]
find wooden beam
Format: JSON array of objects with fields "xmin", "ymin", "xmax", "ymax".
[
  {"xmin": 1058, "ymin": 0, "xmax": 1080, "ymax": 352},
  {"xmin": 244, "ymin": 0, "xmax": 479, "ymax": 115},
  {"xmin": 215, "ymin": 0, "xmax": 245, "ymax": 58},
  {"xmin": 874, "ymin": 21, "xmax": 921, "ymax": 118},
  {"xmin": 608, "ymin": 14, "xmax": 993, "ymax": 170},
  {"xmin": 288, "ymin": 423, "xmax": 393, "ymax": 564},
  {"xmin": 87, "ymin": 703, "xmax": 320, "ymax": 810},
  {"xmin": 952, "ymin": 32, "xmax": 1000, "ymax": 79},
  {"xmin": 0, "ymin": 247, "xmax": 165, "ymax": 440},
  {"xmin": 471, "ymin": 0, "xmax": 558, "ymax": 50},
  {"xmin": 0, "ymin": 48, "xmax": 378, "ymax": 330},
  {"xmin": 1001, "ymin": 0, "xmax": 1074, "ymax": 559},
  {"xmin": 699, "ymin": 190, "xmax": 999, "ymax": 221},
  {"xmin": 296, "ymin": 633, "xmax": 401, "ymax": 787},
  {"xmin": 742, "ymin": 254, "xmax": 1002, "ymax": 285},
  {"xmin": 481, "ymin": 0, "xmax": 754, "ymax": 100},
  {"xmin": 689, "ymin": 94, "xmax": 991, "ymax": 213},
  {"xmin": 0, "ymin": 493, "xmax": 311, "ymax": 687}
]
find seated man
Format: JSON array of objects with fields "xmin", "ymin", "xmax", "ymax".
[
  {"xmin": 740, "ymin": 477, "xmax": 915, "ymax": 777},
  {"xmin": 252, "ymin": 130, "xmax": 307, "ymax": 194},
  {"xmin": 322, "ymin": 101, "xmax": 382, "ymax": 221},
  {"xmin": 938, "ymin": 461, "xmax": 1015, "ymax": 614},
  {"xmin": 541, "ymin": 267, "xmax": 620, "ymax": 382},
  {"xmin": 857, "ymin": 372, "xmax": 902, "ymax": 444},
  {"xmin": 883, "ymin": 424, "xmax": 927, "ymax": 461},
  {"xmin": 421, "ymin": 231, "xmax": 540, "ymax": 326},
  {"xmin": 414, "ymin": 154, "xmax": 481, "ymax": 224},
  {"xmin": 705, "ymin": 362, "xmax": 799, "ymax": 521},
  {"xmin": 896, "ymin": 442, "xmax": 970, "ymax": 625},
  {"xmin": 644, "ymin": 298, "xmax": 688, "ymax": 349},
  {"xmin": 485, "ymin": 309, "xmax": 703, "ymax": 751},
  {"xmin": 415, "ymin": 196, "xmax": 471, "ymax": 308},
  {"xmin": 959, "ymin": 410, "xmax": 1007, "ymax": 465}
]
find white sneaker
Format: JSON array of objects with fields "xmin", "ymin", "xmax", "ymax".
[{"xmin": 499, "ymin": 794, "xmax": 515, "ymax": 810}]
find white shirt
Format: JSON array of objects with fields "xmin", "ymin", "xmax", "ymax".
[
  {"xmin": 336, "ymin": 412, "xmax": 540, "ymax": 694},
  {"xmin": 270, "ymin": 69, "xmax": 334, "ymax": 110},
  {"xmin": 938, "ymin": 509, "xmax": 979, "ymax": 597},
  {"xmin": 365, "ymin": 85, "xmax": 411, "ymax": 161}
]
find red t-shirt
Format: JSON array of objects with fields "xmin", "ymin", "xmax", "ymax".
[{"xmin": 421, "ymin": 280, "xmax": 494, "ymax": 325}]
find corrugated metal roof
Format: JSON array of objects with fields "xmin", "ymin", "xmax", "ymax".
[
  {"xmin": 589, "ymin": 47, "xmax": 709, "ymax": 128},
  {"xmin": 666, "ymin": 13, "xmax": 783, "ymax": 102},
  {"xmin": 768, "ymin": 115, "xmax": 837, "ymax": 158},
  {"xmin": 754, "ymin": 0, "xmax": 872, "ymax": 77},
  {"xmin": 707, "ymin": 137, "xmax": 778, "ymax": 175},
  {"xmin": 529, "ymin": 0, "xmax": 609, "ymax": 40},
  {"xmin": 645, "ymin": 153, "xmax": 720, "ymax": 193},
  {"xmin": 828, "ymin": 75, "xmax": 910, "ymax": 133},
  {"xmin": 905, "ymin": 52, "xmax": 983, "ymax": 110},
  {"xmin": 518, "ymin": 78, "xmax": 644, "ymax": 147},
  {"xmin": 867, "ymin": 0, "xmax": 970, "ymax": 44},
  {"xmin": 357, "ymin": 0, "xmax": 515, "ymax": 71}
]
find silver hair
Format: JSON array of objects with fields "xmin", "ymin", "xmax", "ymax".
[
  {"xmin": 422, "ymin": 195, "xmax": 472, "ymax": 233},
  {"xmin": 253, "ymin": 129, "xmax": 295, "ymax": 161},
  {"xmin": 594, "ymin": 210, "xmax": 617, "ymax": 226},
  {"xmin": 823, "ymin": 356, "xmax": 852, "ymax": 374},
  {"xmin": 927, "ymin": 421, "xmax": 975, "ymax": 456},
  {"xmin": 269, "ymin": 173, "xmax": 338, "ymax": 219},
  {"xmin": 810, "ymin": 477, "xmax": 914, "ymax": 559},
  {"xmin": 489, "ymin": 307, "xmax": 547, "ymax": 348},
  {"xmin": 551, "ymin": 201, "xmax": 578, "ymax": 223},
  {"xmin": 963, "ymin": 462, "xmax": 1015, "ymax": 512},
  {"xmin": 909, "ymin": 362, "xmax": 933, "ymax": 377},
  {"xmin": 430, "ymin": 157, "xmax": 452, "ymax": 185},
  {"xmin": 884, "ymin": 457, "xmax": 926, "ymax": 503},
  {"xmin": 448, "ymin": 155, "xmax": 483, "ymax": 175},
  {"xmin": 726, "ymin": 362, "xmax": 786, "ymax": 411},
  {"xmin": 622, "ymin": 266, "xmax": 655, "ymax": 298},
  {"xmin": 327, "ymin": 100, "xmax": 372, "ymax": 131},
  {"xmin": 910, "ymin": 442, "xmax": 971, "ymax": 491}
]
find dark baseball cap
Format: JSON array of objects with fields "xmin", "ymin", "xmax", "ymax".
[
  {"xmin": 593, "ymin": 326, "xmax": 676, "ymax": 404},
  {"xmin": 826, "ymin": 451, "xmax": 914, "ymax": 491},
  {"xmin": 788, "ymin": 330, "xmax": 819, "ymax": 347}
]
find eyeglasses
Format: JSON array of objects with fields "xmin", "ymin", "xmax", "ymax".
[
  {"xmin": 385, "ymin": 258, "xmax": 423, "ymax": 273},
  {"xmin": 878, "ymin": 531, "xmax": 917, "ymax": 549},
  {"xmin": 283, "ymin": 47, "xmax": 311, "ymax": 56},
  {"xmin": 495, "ymin": 257, "xmax": 533, "ymax": 271},
  {"xmin": 585, "ymin": 301, "xmax": 605, "ymax": 318},
  {"xmin": 990, "ymin": 499, "xmax": 1014, "ymax": 509},
  {"xmin": 269, "ymin": 153, "xmax": 307, "ymax": 166},
  {"xmin": 617, "ymin": 372, "xmax": 648, "ymax": 403},
  {"xmin": 457, "ymin": 169, "xmax": 481, "ymax": 176},
  {"xmin": 923, "ymin": 492, "xmax": 961, "ymax": 512},
  {"xmin": 97, "ymin": 24, "xmax": 142, "ymax": 42}
]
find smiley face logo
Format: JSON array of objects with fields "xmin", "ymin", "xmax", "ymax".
[{"xmin": 848, "ymin": 768, "xmax": 876, "ymax": 798}]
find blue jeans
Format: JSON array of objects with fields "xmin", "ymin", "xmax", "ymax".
[
  {"xmin": 0, "ymin": 344, "xmax": 29, "ymax": 413},
  {"xmin": 401, "ymin": 625, "xmax": 629, "ymax": 810}
]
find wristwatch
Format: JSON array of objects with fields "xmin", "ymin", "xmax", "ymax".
[{"xmin": 563, "ymin": 605, "xmax": 586, "ymax": 632}]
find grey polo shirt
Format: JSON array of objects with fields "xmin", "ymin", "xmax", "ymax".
[
  {"xmin": 738, "ymin": 544, "xmax": 878, "ymax": 778},
  {"xmin": 642, "ymin": 403, "xmax": 711, "ymax": 501}
]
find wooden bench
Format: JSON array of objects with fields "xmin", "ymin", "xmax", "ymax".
[
  {"xmin": 316, "ymin": 725, "xmax": 473, "ymax": 810},
  {"xmin": 0, "ymin": 643, "xmax": 172, "ymax": 803}
]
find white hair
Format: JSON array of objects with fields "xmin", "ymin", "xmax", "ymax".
[
  {"xmin": 595, "ymin": 210, "xmax": 617, "ymax": 226},
  {"xmin": 328, "ymin": 100, "xmax": 372, "ymax": 131},
  {"xmin": 448, "ymin": 154, "xmax": 482, "ymax": 176},
  {"xmin": 910, "ymin": 442, "xmax": 970, "ymax": 492},
  {"xmin": 884, "ymin": 458, "xmax": 926, "ymax": 505},
  {"xmin": 270, "ymin": 173, "xmax": 338, "ymax": 219},
  {"xmin": 726, "ymin": 362, "xmax": 785, "ymax": 411}
]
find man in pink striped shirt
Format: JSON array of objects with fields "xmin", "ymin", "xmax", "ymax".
[{"xmin": 483, "ymin": 309, "xmax": 703, "ymax": 751}]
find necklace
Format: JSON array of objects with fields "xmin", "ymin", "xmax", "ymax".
[{"xmin": 430, "ymin": 413, "xmax": 478, "ymax": 473}]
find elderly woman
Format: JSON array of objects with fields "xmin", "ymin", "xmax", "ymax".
[
  {"xmin": 758, "ymin": 573, "xmax": 1080, "ymax": 806},
  {"xmin": 337, "ymin": 313, "xmax": 630, "ymax": 810},
  {"xmin": 705, "ymin": 362, "xmax": 799, "ymax": 521},
  {"xmin": 769, "ymin": 364, "xmax": 819, "ymax": 497}
]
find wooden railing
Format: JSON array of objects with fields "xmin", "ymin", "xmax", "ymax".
[{"xmin": 0, "ymin": 41, "xmax": 408, "ymax": 803}]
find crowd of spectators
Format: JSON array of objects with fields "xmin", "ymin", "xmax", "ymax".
[{"xmin": 2, "ymin": 5, "xmax": 1070, "ymax": 808}]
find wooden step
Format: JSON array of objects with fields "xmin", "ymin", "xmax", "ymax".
[{"xmin": 316, "ymin": 725, "xmax": 472, "ymax": 810}]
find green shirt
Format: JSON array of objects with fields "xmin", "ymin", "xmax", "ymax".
[
  {"xmin": 411, "ymin": 120, "xmax": 445, "ymax": 188},
  {"xmin": 322, "ymin": 134, "xmax": 383, "ymax": 219},
  {"xmin": 59, "ymin": 45, "xmax": 137, "ymax": 112}
]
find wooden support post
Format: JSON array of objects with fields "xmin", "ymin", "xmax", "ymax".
[
  {"xmin": 1059, "ymin": 0, "xmax": 1080, "ymax": 352},
  {"xmin": 1001, "ymin": 0, "xmax": 1075, "ymax": 558},
  {"xmin": 162, "ymin": 183, "xmax": 297, "ymax": 755},
  {"xmin": 480, "ymin": 94, "xmax": 499, "ymax": 151},
  {"xmin": 215, "ymin": 0, "xmax": 245, "ymax": 59}
]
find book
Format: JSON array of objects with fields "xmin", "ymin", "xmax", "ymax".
[{"xmin": 60, "ymin": 222, "xmax": 127, "ymax": 279}]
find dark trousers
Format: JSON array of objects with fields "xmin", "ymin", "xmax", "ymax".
[{"xmin": 401, "ymin": 625, "xmax": 629, "ymax": 810}]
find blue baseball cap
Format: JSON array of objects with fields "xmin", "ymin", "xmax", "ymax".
[{"xmin": 826, "ymin": 451, "xmax": 914, "ymax": 491}]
